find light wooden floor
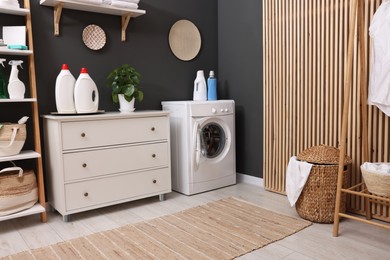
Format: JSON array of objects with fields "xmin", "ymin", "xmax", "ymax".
[{"xmin": 0, "ymin": 182, "xmax": 389, "ymax": 259}]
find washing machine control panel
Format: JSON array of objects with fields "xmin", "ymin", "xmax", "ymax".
[
  {"xmin": 189, "ymin": 101, "xmax": 235, "ymax": 117},
  {"xmin": 211, "ymin": 104, "xmax": 234, "ymax": 115}
]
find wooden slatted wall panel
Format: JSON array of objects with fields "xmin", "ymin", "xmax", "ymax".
[{"xmin": 263, "ymin": 0, "xmax": 390, "ymax": 221}]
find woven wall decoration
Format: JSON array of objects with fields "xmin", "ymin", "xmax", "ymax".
[{"xmin": 82, "ymin": 24, "xmax": 106, "ymax": 51}]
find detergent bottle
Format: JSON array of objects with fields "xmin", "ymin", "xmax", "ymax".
[
  {"xmin": 74, "ymin": 67, "xmax": 99, "ymax": 113},
  {"xmin": 0, "ymin": 58, "xmax": 8, "ymax": 99},
  {"xmin": 55, "ymin": 64, "xmax": 76, "ymax": 113},
  {"xmin": 193, "ymin": 70, "xmax": 207, "ymax": 101},
  {"xmin": 8, "ymin": 60, "xmax": 25, "ymax": 99},
  {"xmin": 207, "ymin": 70, "xmax": 217, "ymax": 101}
]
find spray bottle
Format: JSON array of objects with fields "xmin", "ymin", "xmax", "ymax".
[
  {"xmin": 0, "ymin": 58, "xmax": 8, "ymax": 99},
  {"xmin": 8, "ymin": 60, "xmax": 25, "ymax": 99}
]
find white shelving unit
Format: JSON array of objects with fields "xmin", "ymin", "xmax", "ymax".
[
  {"xmin": 0, "ymin": 48, "xmax": 33, "ymax": 56},
  {"xmin": 0, "ymin": 0, "xmax": 47, "ymax": 223},
  {"xmin": 0, "ymin": 98, "xmax": 36, "ymax": 103},
  {"xmin": 0, "ymin": 6, "xmax": 29, "ymax": 15},
  {"xmin": 0, "ymin": 151, "xmax": 41, "ymax": 163},
  {"xmin": 0, "ymin": 204, "xmax": 45, "ymax": 222},
  {"xmin": 40, "ymin": 0, "xmax": 146, "ymax": 42}
]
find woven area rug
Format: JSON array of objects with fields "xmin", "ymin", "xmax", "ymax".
[{"xmin": 4, "ymin": 197, "xmax": 311, "ymax": 259}]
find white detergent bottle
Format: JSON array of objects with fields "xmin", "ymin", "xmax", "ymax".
[
  {"xmin": 55, "ymin": 64, "xmax": 76, "ymax": 113},
  {"xmin": 8, "ymin": 60, "xmax": 25, "ymax": 99},
  {"xmin": 193, "ymin": 70, "xmax": 207, "ymax": 101},
  {"xmin": 74, "ymin": 67, "xmax": 99, "ymax": 113}
]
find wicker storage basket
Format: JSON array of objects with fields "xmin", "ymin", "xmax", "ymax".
[
  {"xmin": 0, "ymin": 123, "xmax": 26, "ymax": 157},
  {"xmin": 361, "ymin": 164, "xmax": 390, "ymax": 197},
  {"xmin": 295, "ymin": 145, "xmax": 352, "ymax": 223},
  {"xmin": 0, "ymin": 167, "xmax": 38, "ymax": 216}
]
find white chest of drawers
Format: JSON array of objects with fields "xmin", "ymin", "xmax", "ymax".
[{"xmin": 42, "ymin": 111, "xmax": 171, "ymax": 221}]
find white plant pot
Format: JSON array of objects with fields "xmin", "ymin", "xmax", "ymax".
[{"xmin": 118, "ymin": 94, "xmax": 135, "ymax": 113}]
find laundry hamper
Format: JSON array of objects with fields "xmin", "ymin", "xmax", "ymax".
[
  {"xmin": 295, "ymin": 145, "xmax": 352, "ymax": 223},
  {"xmin": 361, "ymin": 163, "xmax": 390, "ymax": 197},
  {"xmin": 0, "ymin": 166, "xmax": 38, "ymax": 216}
]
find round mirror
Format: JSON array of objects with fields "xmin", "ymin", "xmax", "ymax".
[{"xmin": 169, "ymin": 20, "xmax": 201, "ymax": 61}]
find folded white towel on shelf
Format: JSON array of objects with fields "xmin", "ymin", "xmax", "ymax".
[
  {"xmin": 0, "ymin": 0, "xmax": 20, "ymax": 8},
  {"xmin": 111, "ymin": 1, "xmax": 138, "ymax": 9},
  {"xmin": 286, "ymin": 156, "xmax": 313, "ymax": 207},
  {"xmin": 77, "ymin": 0, "xmax": 103, "ymax": 5},
  {"xmin": 112, "ymin": 0, "xmax": 140, "ymax": 3},
  {"xmin": 102, "ymin": 0, "xmax": 111, "ymax": 5}
]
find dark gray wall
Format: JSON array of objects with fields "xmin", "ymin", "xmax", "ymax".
[
  {"xmin": 218, "ymin": 0, "xmax": 263, "ymax": 177},
  {"xmin": 30, "ymin": 0, "xmax": 218, "ymax": 113}
]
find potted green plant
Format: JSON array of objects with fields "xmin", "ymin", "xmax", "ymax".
[{"xmin": 107, "ymin": 64, "xmax": 144, "ymax": 112}]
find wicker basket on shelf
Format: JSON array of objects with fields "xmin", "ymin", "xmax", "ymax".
[
  {"xmin": 361, "ymin": 164, "xmax": 390, "ymax": 197},
  {"xmin": 295, "ymin": 145, "xmax": 352, "ymax": 223}
]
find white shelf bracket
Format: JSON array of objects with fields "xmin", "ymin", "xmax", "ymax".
[
  {"xmin": 54, "ymin": 3, "xmax": 63, "ymax": 36},
  {"xmin": 121, "ymin": 14, "xmax": 131, "ymax": 42}
]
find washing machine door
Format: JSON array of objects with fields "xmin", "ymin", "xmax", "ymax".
[{"xmin": 192, "ymin": 117, "xmax": 232, "ymax": 170}]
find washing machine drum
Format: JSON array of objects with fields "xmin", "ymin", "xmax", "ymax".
[{"xmin": 200, "ymin": 123, "xmax": 226, "ymax": 159}]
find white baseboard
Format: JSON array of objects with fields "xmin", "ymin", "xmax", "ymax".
[{"xmin": 236, "ymin": 173, "xmax": 263, "ymax": 187}]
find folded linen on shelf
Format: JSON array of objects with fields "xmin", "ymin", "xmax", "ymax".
[
  {"xmin": 286, "ymin": 156, "xmax": 313, "ymax": 207},
  {"xmin": 111, "ymin": 1, "xmax": 138, "ymax": 9},
  {"xmin": 112, "ymin": 0, "xmax": 140, "ymax": 4},
  {"xmin": 0, "ymin": 0, "xmax": 20, "ymax": 8},
  {"xmin": 77, "ymin": 0, "xmax": 102, "ymax": 5}
]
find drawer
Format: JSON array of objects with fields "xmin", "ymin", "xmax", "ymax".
[
  {"xmin": 61, "ymin": 117, "xmax": 168, "ymax": 150},
  {"xmin": 63, "ymin": 142, "xmax": 169, "ymax": 181},
  {"xmin": 64, "ymin": 168, "xmax": 171, "ymax": 211}
]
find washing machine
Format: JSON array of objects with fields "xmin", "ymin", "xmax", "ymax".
[{"xmin": 162, "ymin": 100, "xmax": 236, "ymax": 195}]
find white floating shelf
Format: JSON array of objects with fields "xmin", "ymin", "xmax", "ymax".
[
  {"xmin": 0, "ymin": 6, "xmax": 29, "ymax": 16},
  {"xmin": 40, "ymin": 0, "xmax": 145, "ymax": 16},
  {"xmin": 0, "ymin": 98, "xmax": 37, "ymax": 103},
  {"xmin": 0, "ymin": 150, "xmax": 41, "ymax": 163},
  {"xmin": 0, "ymin": 48, "xmax": 33, "ymax": 56},
  {"xmin": 40, "ymin": 0, "xmax": 145, "ymax": 42},
  {"xmin": 0, "ymin": 203, "xmax": 45, "ymax": 222}
]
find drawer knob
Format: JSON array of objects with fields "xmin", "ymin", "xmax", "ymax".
[
  {"xmin": 84, "ymin": 192, "xmax": 89, "ymax": 197},
  {"xmin": 81, "ymin": 133, "xmax": 86, "ymax": 137},
  {"xmin": 151, "ymin": 127, "xmax": 155, "ymax": 131},
  {"xmin": 153, "ymin": 180, "xmax": 157, "ymax": 184},
  {"xmin": 82, "ymin": 163, "xmax": 87, "ymax": 168},
  {"xmin": 152, "ymin": 154, "xmax": 156, "ymax": 158}
]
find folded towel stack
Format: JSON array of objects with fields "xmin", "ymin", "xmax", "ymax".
[
  {"xmin": 73, "ymin": 0, "xmax": 140, "ymax": 10},
  {"xmin": 0, "ymin": 0, "xmax": 20, "ymax": 8},
  {"xmin": 103, "ymin": 0, "xmax": 140, "ymax": 10},
  {"xmin": 76, "ymin": 0, "xmax": 103, "ymax": 5}
]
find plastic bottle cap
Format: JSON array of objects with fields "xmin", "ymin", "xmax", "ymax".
[
  {"xmin": 80, "ymin": 67, "xmax": 88, "ymax": 74},
  {"xmin": 62, "ymin": 64, "xmax": 69, "ymax": 70},
  {"xmin": 209, "ymin": 70, "xmax": 215, "ymax": 77}
]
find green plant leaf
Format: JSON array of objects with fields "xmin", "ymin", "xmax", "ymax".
[
  {"xmin": 107, "ymin": 64, "xmax": 144, "ymax": 103},
  {"xmin": 112, "ymin": 93, "xmax": 119, "ymax": 103}
]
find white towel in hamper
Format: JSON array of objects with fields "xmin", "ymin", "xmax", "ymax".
[
  {"xmin": 286, "ymin": 156, "xmax": 313, "ymax": 207},
  {"xmin": 368, "ymin": 0, "xmax": 390, "ymax": 116},
  {"xmin": 362, "ymin": 162, "xmax": 390, "ymax": 174}
]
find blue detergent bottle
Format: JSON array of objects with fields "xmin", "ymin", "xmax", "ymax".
[
  {"xmin": 207, "ymin": 70, "xmax": 217, "ymax": 100},
  {"xmin": 0, "ymin": 58, "xmax": 8, "ymax": 99}
]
